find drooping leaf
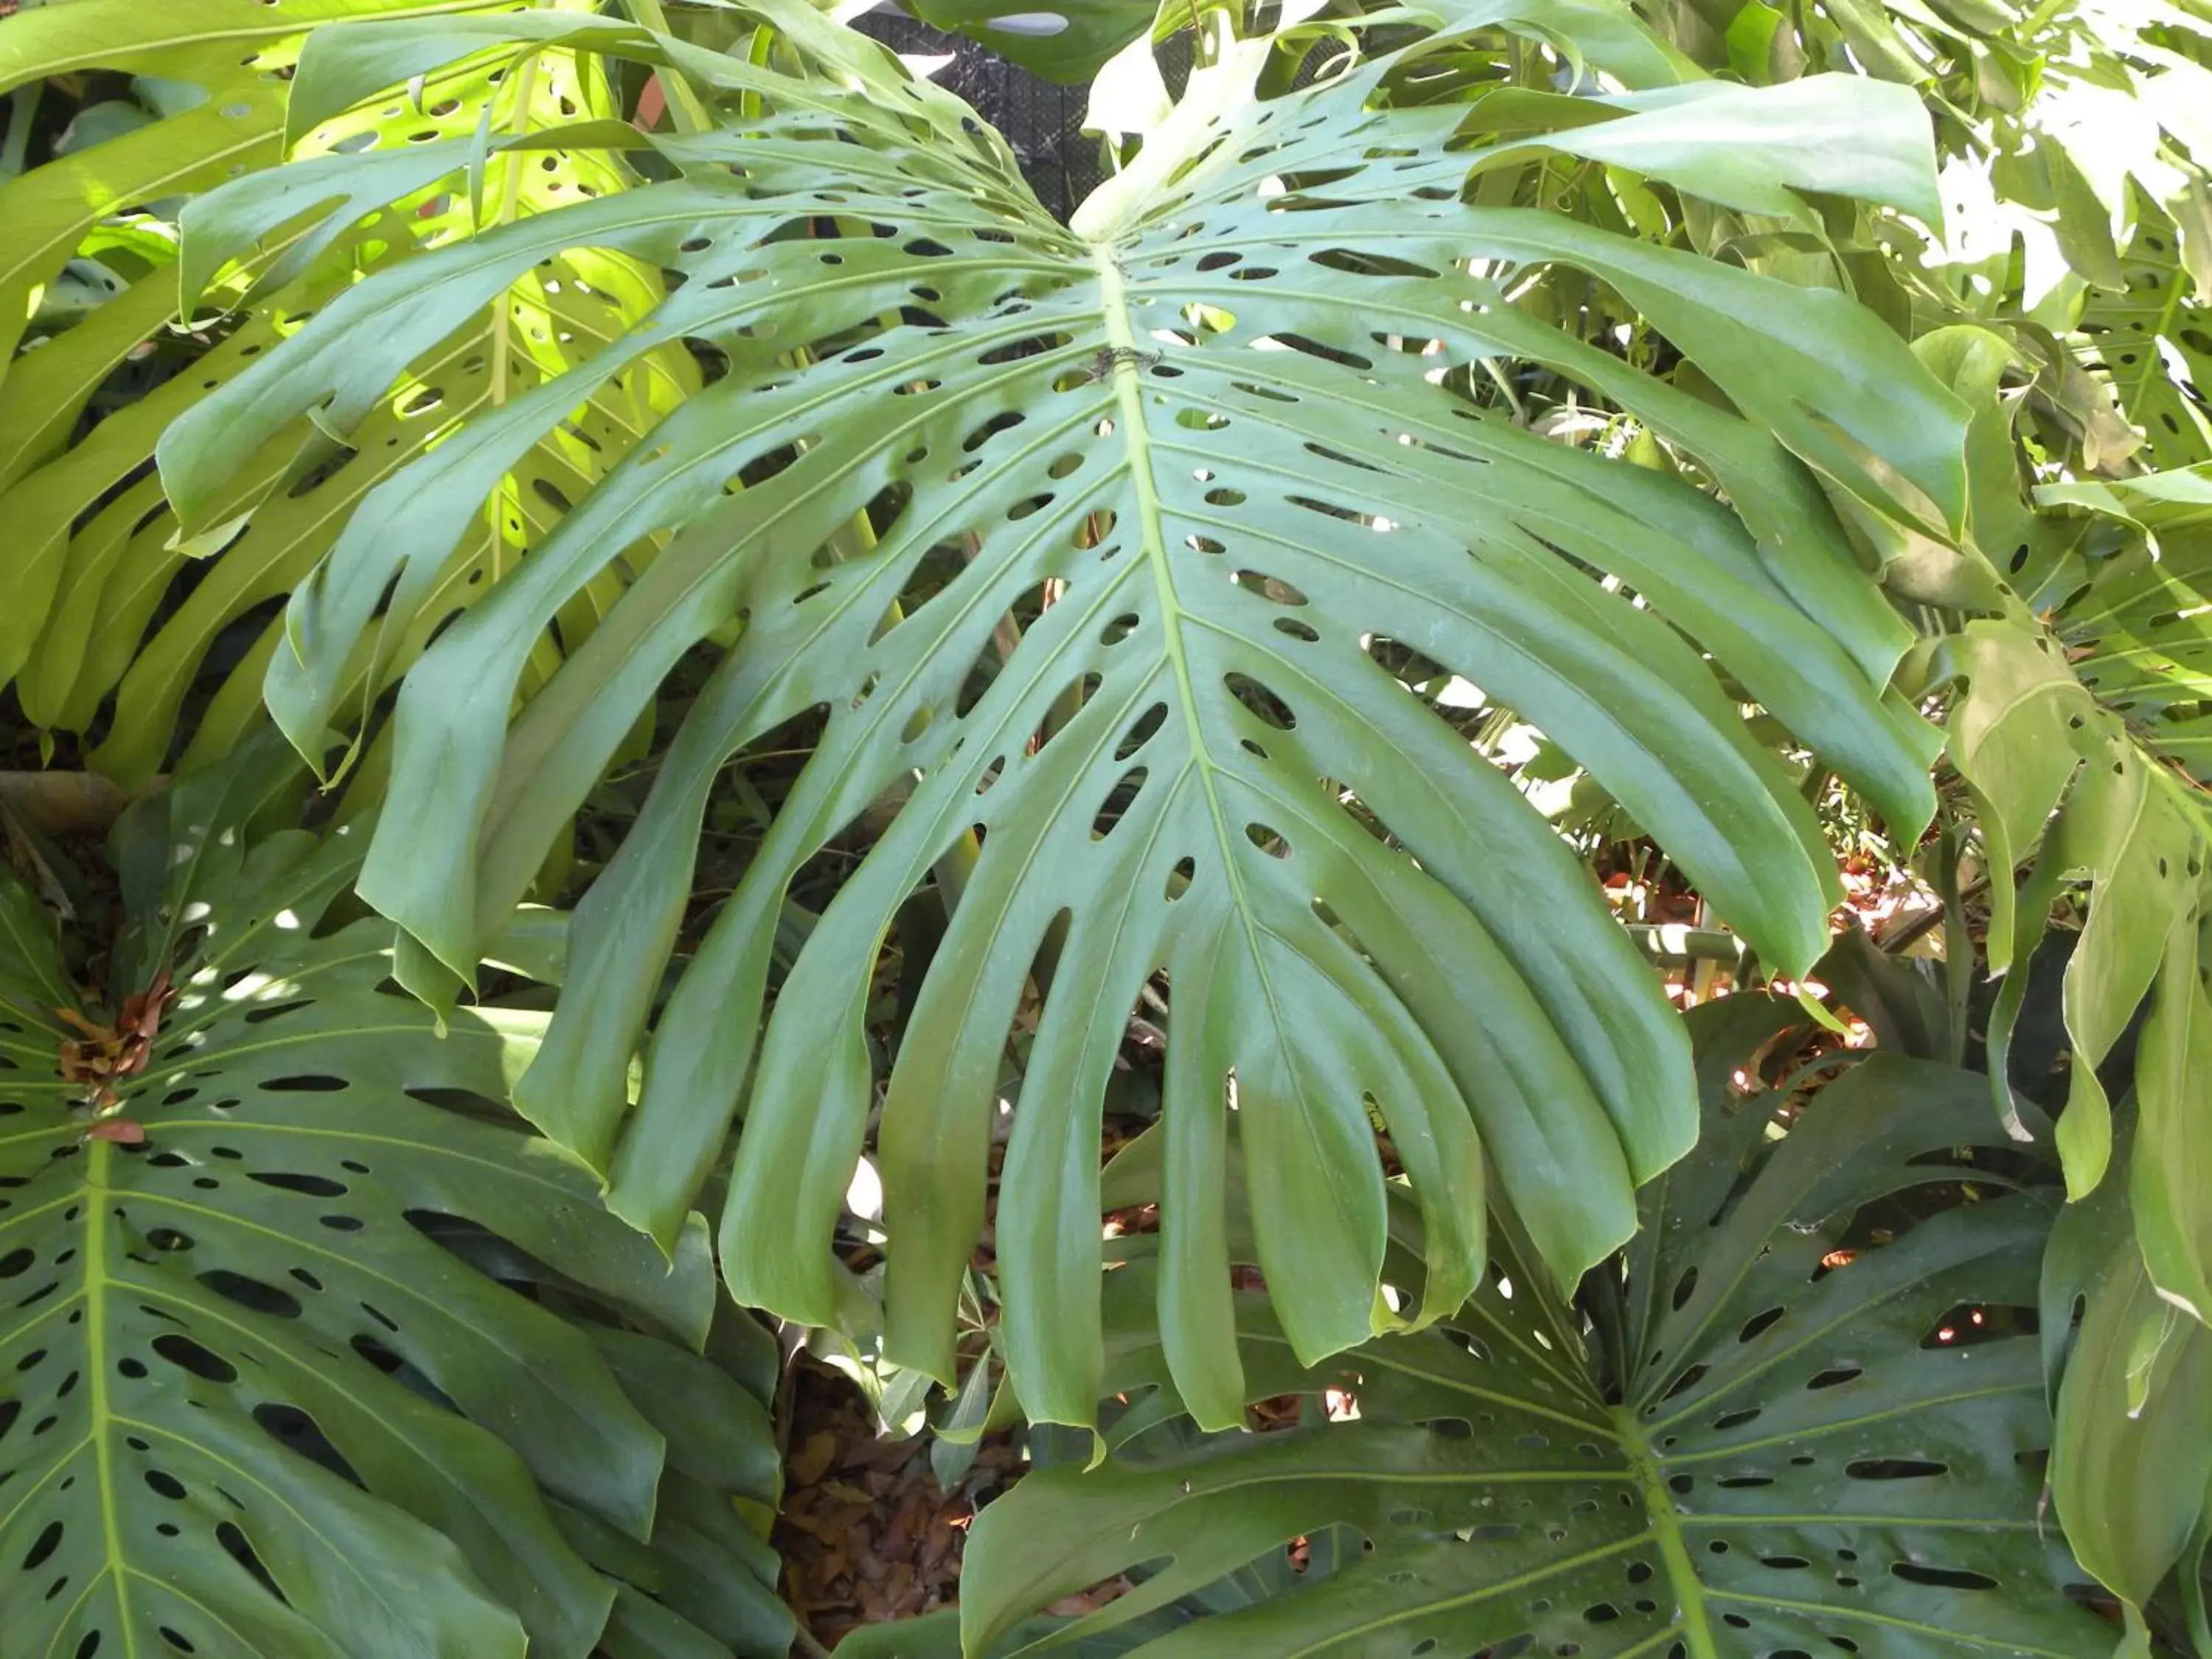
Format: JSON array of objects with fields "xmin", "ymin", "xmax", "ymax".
[
  {"xmin": 958, "ymin": 998, "xmax": 2106, "ymax": 1658},
  {"xmin": 0, "ymin": 747, "xmax": 789, "ymax": 1658},
  {"xmin": 161, "ymin": 0, "xmax": 1955, "ymax": 1427},
  {"xmin": 2044, "ymin": 1129, "xmax": 2212, "ymax": 1658},
  {"xmin": 1456, "ymin": 73, "xmax": 1946, "ymax": 226}
]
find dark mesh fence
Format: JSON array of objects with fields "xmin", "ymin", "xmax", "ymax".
[{"xmin": 850, "ymin": 7, "xmax": 1109, "ymax": 220}]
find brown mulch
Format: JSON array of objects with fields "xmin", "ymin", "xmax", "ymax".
[{"xmin": 775, "ymin": 1360, "xmax": 1025, "ymax": 1649}]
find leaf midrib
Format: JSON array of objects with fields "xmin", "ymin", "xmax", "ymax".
[
  {"xmin": 83, "ymin": 1136, "xmax": 139, "ymax": 1659},
  {"xmin": 1091, "ymin": 240, "xmax": 1370, "ymax": 1295},
  {"xmin": 1613, "ymin": 1402, "xmax": 1717, "ymax": 1659}
]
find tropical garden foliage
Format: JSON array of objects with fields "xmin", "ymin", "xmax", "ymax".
[{"xmin": 0, "ymin": 0, "xmax": 2208, "ymax": 1652}]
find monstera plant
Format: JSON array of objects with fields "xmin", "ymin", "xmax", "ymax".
[
  {"xmin": 9, "ymin": 0, "xmax": 2212, "ymax": 1649},
  {"xmin": 0, "ymin": 749, "xmax": 790, "ymax": 1658},
  {"xmin": 955, "ymin": 997, "xmax": 2108, "ymax": 1658},
  {"xmin": 147, "ymin": 0, "xmax": 1963, "ymax": 1436}
]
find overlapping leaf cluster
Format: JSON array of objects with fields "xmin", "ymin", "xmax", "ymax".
[
  {"xmin": 957, "ymin": 999, "xmax": 2103, "ymax": 1658},
  {"xmin": 1828, "ymin": 2, "xmax": 2212, "ymax": 1632},
  {"xmin": 0, "ymin": 750, "xmax": 790, "ymax": 1658},
  {"xmin": 1582, "ymin": 0, "xmax": 2212, "ymax": 1637},
  {"xmin": 0, "ymin": 0, "xmax": 692, "ymax": 785}
]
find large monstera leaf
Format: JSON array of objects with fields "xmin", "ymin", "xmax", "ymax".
[
  {"xmin": 954, "ymin": 998, "xmax": 2106, "ymax": 1659},
  {"xmin": 0, "ymin": 0, "xmax": 691, "ymax": 784},
  {"xmin": 0, "ymin": 756, "xmax": 790, "ymax": 1658},
  {"xmin": 161, "ymin": 0, "xmax": 1958, "ymax": 1426}
]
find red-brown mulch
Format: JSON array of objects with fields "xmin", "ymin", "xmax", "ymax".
[{"xmin": 775, "ymin": 1361, "xmax": 1023, "ymax": 1650}]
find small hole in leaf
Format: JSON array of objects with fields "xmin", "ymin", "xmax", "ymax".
[
  {"xmin": 1891, "ymin": 1562, "xmax": 1997, "ymax": 1590},
  {"xmin": 151, "ymin": 1334, "xmax": 235, "ymax": 1383},
  {"xmin": 1116, "ymin": 703, "xmax": 1168, "ymax": 759},
  {"xmin": 1846, "ymin": 1458, "xmax": 1947, "ymax": 1480},
  {"xmin": 215, "ymin": 1521, "xmax": 282, "ymax": 1601},
  {"xmin": 24, "ymin": 1521, "xmax": 63, "ymax": 1570},
  {"xmin": 199, "ymin": 1270, "xmax": 303, "ymax": 1320},
  {"xmin": 248, "ymin": 1172, "xmax": 347, "ymax": 1197},
  {"xmin": 1737, "ymin": 1307, "xmax": 1784, "ymax": 1343},
  {"xmin": 1660, "ymin": 1363, "xmax": 1708, "ymax": 1401},
  {"xmin": 1224, "ymin": 670, "xmax": 1295, "ymax": 729}
]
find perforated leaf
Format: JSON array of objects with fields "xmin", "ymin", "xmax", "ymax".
[
  {"xmin": 0, "ymin": 751, "xmax": 788, "ymax": 1658},
  {"xmin": 161, "ymin": 0, "xmax": 1955, "ymax": 1427},
  {"xmin": 957, "ymin": 999, "xmax": 2107, "ymax": 1659},
  {"xmin": 2084, "ymin": 207, "xmax": 2212, "ymax": 470},
  {"xmin": 2038, "ymin": 465, "xmax": 2212, "ymax": 784}
]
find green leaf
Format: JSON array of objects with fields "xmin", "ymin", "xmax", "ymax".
[
  {"xmin": 2045, "ymin": 1147, "xmax": 2212, "ymax": 1652},
  {"xmin": 0, "ymin": 3, "xmax": 692, "ymax": 783},
  {"xmin": 0, "ymin": 745, "xmax": 787, "ymax": 1658},
  {"xmin": 2037, "ymin": 465, "xmax": 2212, "ymax": 786},
  {"xmin": 2080, "ymin": 206, "xmax": 2212, "ymax": 470},
  {"xmin": 1919, "ymin": 389, "xmax": 2212, "ymax": 1651},
  {"xmin": 163, "ymin": 1, "xmax": 1956, "ymax": 1427},
  {"xmin": 902, "ymin": 0, "xmax": 1162, "ymax": 85},
  {"xmin": 1947, "ymin": 479, "xmax": 2212, "ymax": 1327},
  {"xmin": 959, "ymin": 1000, "xmax": 2105, "ymax": 1658},
  {"xmin": 1460, "ymin": 74, "xmax": 1944, "ymax": 226}
]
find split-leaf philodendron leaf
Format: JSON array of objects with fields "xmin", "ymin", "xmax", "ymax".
[
  {"xmin": 0, "ymin": 750, "xmax": 790, "ymax": 1659},
  {"xmin": 159, "ymin": 0, "xmax": 1958, "ymax": 1427},
  {"xmin": 956, "ymin": 998, "xmax": 2107, "ymax": 1658}
]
